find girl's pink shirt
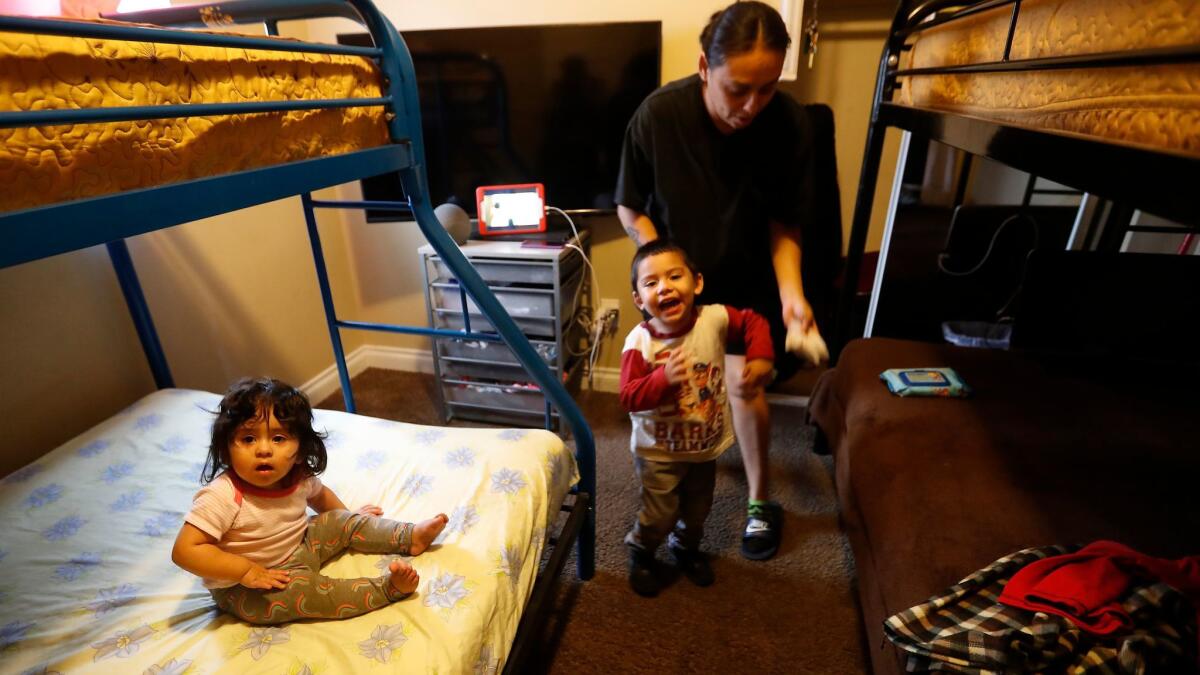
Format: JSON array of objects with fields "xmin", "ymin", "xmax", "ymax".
[{"xmin": 184, "ymin": 471, "xmax": 323, "ymax": 589}]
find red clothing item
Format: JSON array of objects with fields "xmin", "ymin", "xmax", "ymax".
[
  {"xmin": 998, "ymin": 540, "xmax": 1200, "ymax": 636},
  {"xmin": 619, "ymin": 305, "xmax": 773, "ymax": 412},
  {"xmin": 619, "ymin": 304, "xmax": 773, "ymax": 462},
  {"xmin": 619, "ymin": 353, "xmax": 673, "ymax": 413}
]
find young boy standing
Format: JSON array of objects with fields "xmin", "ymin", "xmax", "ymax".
[{"xmin": 619, "ymin": 240, "xmax": 775, "ymax": 597}]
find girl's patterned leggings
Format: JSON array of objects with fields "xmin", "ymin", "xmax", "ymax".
[{"xmin": 210, "ymin": 509, "xmax": 415, "ymax": 625}]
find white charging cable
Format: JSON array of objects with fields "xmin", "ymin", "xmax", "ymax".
[{"xmin": 546, "ymin": 205, "xmax": 607, "ymax": 386}]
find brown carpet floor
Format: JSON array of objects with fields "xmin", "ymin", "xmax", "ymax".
[{"xmin": 319, "ymin": 368, "xmax": 868, "ymax": 674}]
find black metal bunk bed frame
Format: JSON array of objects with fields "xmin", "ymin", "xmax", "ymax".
[
  {"xmin": 0, "ymin": 1, "xmax": 593, "ymax": 669},
  {"xmin": 833, "ymin": 0, "xmax": 1200, "ymax": 355}
]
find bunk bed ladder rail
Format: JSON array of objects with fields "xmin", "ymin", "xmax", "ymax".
[
  {"xmin": 298, "ymin": 188, "xmax": 596, "ymax": 582},
  {"xmin": 832, "ymin": 2, "xmax": 912, "ymax": 358}
]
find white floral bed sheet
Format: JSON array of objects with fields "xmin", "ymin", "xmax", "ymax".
[{"xmin": 0, "ymin": 388, "xmax": 579, "ymax": 674}]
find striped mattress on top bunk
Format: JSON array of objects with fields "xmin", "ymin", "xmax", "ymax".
[
  {"xmin": 896, "ymin": 0, "xmax": 1200, "ymax": 155},
  {"xmin": 0, "ymin": 18, "xmax": 390, "ymax": 214}
]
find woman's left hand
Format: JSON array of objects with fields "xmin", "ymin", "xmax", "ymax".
[{"xmin": 357, "ymin": 504, "xmax": 384, "ymax": 517}]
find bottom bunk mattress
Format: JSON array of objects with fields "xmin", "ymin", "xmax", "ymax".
[
  {"xmin": 0, "ymin": 388, "xmax": 579, "ymax": 674},
  {"xmin": 807, "ymin": 338, "xmax": 1200, "ymax": 675}
]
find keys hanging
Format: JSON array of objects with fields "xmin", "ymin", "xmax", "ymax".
[
  {"xmin": 802, "ymin": 0, "xmax": 819, "ymax": 69},
  {"xmin": 803, "ymin": 16, "xmax": 819, "ymax": 69}
]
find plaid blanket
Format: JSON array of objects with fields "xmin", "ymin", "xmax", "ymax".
[{"xmin": 883, "ymin": 545, "xmax": 1198, "ymax": 674}]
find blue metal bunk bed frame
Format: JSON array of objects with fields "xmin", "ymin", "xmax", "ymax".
[
  {"xmin": 0, "ymin": 0, "xmax": 593, "ymax": 666},
  {"xmin": 831, "ymin": 0, "xmax": 1200, "ymax": 356}
]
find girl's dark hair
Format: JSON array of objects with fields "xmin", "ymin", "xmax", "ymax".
[
  {"xmin": 202, "ymin": 377, "xmax": 327, "ymax": 484},
  {"xmin": 630, "ymin": 239, "xmax": 698, "ymax": 291},
  {"xmin": 700, "ymin": 1, "xmax": 791, "ymax": 67}
]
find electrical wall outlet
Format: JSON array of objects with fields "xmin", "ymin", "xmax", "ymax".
[
  {"xmin": 596, "ymin": 298, "xmax": 620, "ymax": 337},
  {"xmin": 598, "ymin": 298, "xmax": 620, "ymax": 317}
]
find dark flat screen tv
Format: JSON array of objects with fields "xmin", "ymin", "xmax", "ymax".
[{"xmin": 339, "ymin": 22, "xmax": 661, "ymax": 222}]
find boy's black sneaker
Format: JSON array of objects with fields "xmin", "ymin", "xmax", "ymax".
[
  {"xmin": 669, "ymin": 545, "xmax": 714, "ymax": 587},
  {"xmin": 628, "ymin": 547, "xmax": 660, "ymax": 597},
  {"xmin": 741, "ymin": 501, "xmax": 782, "ymax": 560}
]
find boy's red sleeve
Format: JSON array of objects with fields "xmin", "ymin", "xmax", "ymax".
[
  {"xmin": 619, "ymin": 349, "xmax": 673, "ymax": 412},
  {"xmin": 724, "ymin": 306, "xmax": 775, "ymax": 363}
]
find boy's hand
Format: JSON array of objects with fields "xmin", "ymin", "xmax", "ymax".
[
  {"xmin": 738, "ymin": 358, "xmax": 775, "ymax": 397},
  {"xmin": 240, "ymin": 564, "xmax": 290, "ymax": 590},
  {"xmin": 662, "ymin": 349, "xmax": 692, "ymax": 385},
  {"xmin": 357, "ymin": 504, "xmax": 384, "ymax": 517}
]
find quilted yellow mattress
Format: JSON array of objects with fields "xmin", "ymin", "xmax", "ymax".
[
  {"xmin": 897, "ymin": 0, "xmax": 1200, "ymax": 155},
  {"xmin": 0, "ymin": 20, "xmax": 391, "ymax": 214}
]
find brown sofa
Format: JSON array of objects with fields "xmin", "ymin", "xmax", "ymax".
[{"xmin": 807, "ymin": 337, "xmax": 1200, "ymax": 675}]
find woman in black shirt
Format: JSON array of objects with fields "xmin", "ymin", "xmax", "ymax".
[{"xmin": 616, "ymin": 1, "xmax": 821, "ymax": 562}]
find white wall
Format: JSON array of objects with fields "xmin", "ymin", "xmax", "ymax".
[{"xmin": 1, "ymin": 1, "xmax": 898, "ymax": 474}]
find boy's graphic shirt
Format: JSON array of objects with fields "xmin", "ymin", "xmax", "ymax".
[{"xmin": 619, "ymin": 304, "xmax": 773, "ymax": 462}]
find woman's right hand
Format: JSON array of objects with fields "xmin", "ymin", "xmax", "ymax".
[
  {"xmin": 781, "ymin": 292, "xmax": 815, "ymax": 334},
  {"xmin": 240, "ymin": 564, "xmax": 290, "ymax": 590}
]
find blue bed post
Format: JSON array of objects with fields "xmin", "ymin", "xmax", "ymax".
[
  {"xmin": 106, "ymin": 240, "xmax": 175, "ymax": 389},
  {"xmin": 300, "ymin": 192, "xmax": 358, "ymax": 414},
  {"xmin": 348, "ymin": 0, "xmax": 596, "ymax": 579}
]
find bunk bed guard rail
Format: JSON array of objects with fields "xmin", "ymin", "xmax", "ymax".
[{"xmin": 0, "ymin": 0, "xmax": 595, "ymax": 580}]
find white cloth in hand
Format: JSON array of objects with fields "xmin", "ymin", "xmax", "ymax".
[{"xmin": 785, "ymin": 320, "xmax": 829, "ymax": 367}]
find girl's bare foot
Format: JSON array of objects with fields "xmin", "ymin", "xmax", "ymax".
[
  {"xmin": 408, "ymin": 514, "xmax": 449, "ymax": 556},
  {"xmin": 388, "ymin": 559, "xmax": 419, "ymax": 596}
]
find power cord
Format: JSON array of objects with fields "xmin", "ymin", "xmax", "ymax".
[
  {"xmin": 545, "ymin": 206, "xmax": 614, "ymax": 388},
  {"xmin": 546, "ymin": 206, "xmax": 595, "ymax": 355},
  {"xmin": 936, "ymin": 212, "xmax": 1041, "ymax": 321},
  {"xmin": 936, "ymin": 213, "xmax": 1039, "ymax": 277}
]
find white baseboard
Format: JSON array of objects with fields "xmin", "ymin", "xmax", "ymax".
[
  {"xmin": 587, "ymin": 366, "xmax": 621, "ymax": 393},
  {"xmin": 302, "ymin": 347, "xmax": 808, "ymax": 408},
  {"xmin": 304, "ymin": 343, "xmax": 623, "ymax": 400},
  {"xmin": 300, "ymin": 345, "xmax": 434, "ymax": 404}
]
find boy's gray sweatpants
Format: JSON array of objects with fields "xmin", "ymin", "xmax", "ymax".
[
  {"xmin": 625, "ymin": 457, "xmax": 716, "ymax": 554},
  {"xmin": 210, "ymin": 509, "xmax": 414, "ymax": 625}
]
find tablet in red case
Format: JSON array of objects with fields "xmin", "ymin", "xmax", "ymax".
[{"xmin": 476, "ymin": 183, "xmax": 546, "ymax": 236}]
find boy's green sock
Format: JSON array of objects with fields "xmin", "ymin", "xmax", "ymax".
[{"xmin": 748, "ymin": 499, "xmax": 772, "ymax": 515}]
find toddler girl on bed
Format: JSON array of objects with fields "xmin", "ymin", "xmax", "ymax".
[{"xmin": 172, "ymin": 377, "xmax": 447, "ymax": 625}]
